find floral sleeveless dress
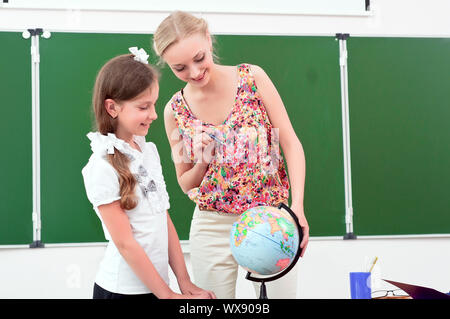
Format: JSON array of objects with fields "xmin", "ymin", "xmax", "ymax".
[{"xmin": 170, "ymin": 63, "xmax": 289, "ymax": 215}]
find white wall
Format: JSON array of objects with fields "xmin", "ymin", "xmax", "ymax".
[
  {"xmin": 0, "ymin": 0, "xmax": 449, "ymax": 36},
  {"xmin": 1, "ymin": 237, "xmax": 449, "ymax": 299},
  {"xmin": 0, "ymin": 0, "xmax": 449, "ymax": 299}
]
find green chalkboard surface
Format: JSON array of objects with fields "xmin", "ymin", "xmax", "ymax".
[
  {"xmin": 9, "ymin": 32, "xmax": 449, "ymax": 245},
  {"xmin": 347, "ymin": 37, "xmax": 450, "ymax": 235},
  {"xmin": 37, "ymin": 33, "xmax": 344, "ymax": 243},
  {"xmin": 0, "ymin": 32, "xmax": 33, "ymax": 245}
]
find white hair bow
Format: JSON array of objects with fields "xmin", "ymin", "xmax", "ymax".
[{"xmin": 129, "ymin": 47, "xmax": 149, "ymax": 64}]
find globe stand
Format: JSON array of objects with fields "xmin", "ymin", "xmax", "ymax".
[
  {"xmin": 245, "ymin": 203, "xmax": 303, "ymax": 299},
  {"xmin": 260, "ymin": 280, "xmax": 268, "ymax": 299}
]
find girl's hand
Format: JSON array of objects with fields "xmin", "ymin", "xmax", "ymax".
[
  {"xmin": 290, "ymin": 205, "xmax": 309, "ymax": 258},
  {"xmin": 178, "ymin": 279, "xmax": 217, "ymax": 299},
  {"xmin": 169, "ymin": 291, "xmax": 215, "ymax": 299}
]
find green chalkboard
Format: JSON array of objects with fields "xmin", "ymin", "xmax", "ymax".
[
  {"xmin": 347, "ymin": 37, "xmax": 450, "ymax": 235},
  {"xmin": 0, "ymin": 32, "xmax": 33, "ymax": 245},
  {"xmin": 5, "ymin": 31, "xmax": 449, "ymax": 245},
  {"xmin": 21, "ymin": 31, "xmax": 450, "ymax": 245},
  {"xmin": 36, "ymin": 33, "xmax": 344, "ymax": 243}
]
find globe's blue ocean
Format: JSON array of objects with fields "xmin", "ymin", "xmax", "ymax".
[{"xmin": 230, "ymin": 206, "xmax": 299, "ymax": 275}]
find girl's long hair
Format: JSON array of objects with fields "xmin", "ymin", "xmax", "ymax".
[{"xmin": 92, "ymin": 54, "xmax": 158, "ymax": 210}]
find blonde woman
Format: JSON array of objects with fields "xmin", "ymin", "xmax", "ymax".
[{"xmin": 154, "ymin": 11, "xmax": 309, "ymax": 299}]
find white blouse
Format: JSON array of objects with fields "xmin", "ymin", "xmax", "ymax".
[{"xmin": 82, "ymin": 132, "xmax": 170, "ymax": 294}]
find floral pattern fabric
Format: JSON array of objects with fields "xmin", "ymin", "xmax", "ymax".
[{"xmin": 170, "ymin": 63, "xmax": 289, "ymax": 215}]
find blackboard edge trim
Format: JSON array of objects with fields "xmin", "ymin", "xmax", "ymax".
[{"xmin": 2, "ymin": 235, "xmax": 450, "ymax": 251}]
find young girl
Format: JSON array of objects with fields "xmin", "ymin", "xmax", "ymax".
[
  {"xmin": 81, "ymin": 47, "xmax": 215, "ymax": 299},
  {"xmin": 153, "ymin": 12, "xmax": 310, "ymax": 299}
]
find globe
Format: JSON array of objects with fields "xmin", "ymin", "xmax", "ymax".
[{"xmin": 230, "ymin": 205, "xmax": 301, "ymax": 276}]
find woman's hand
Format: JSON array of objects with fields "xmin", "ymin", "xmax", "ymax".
[
  {"xmin": 192, "ymin": 129, "xmax": 216, "ymax": 165},
  {"xmin": 290, "ymin": 204, "xmax": 309, "ymax": 258}
]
